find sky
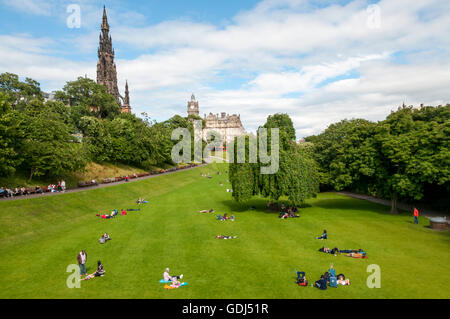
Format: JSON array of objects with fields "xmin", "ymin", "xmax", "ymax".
[{"xmin": 0, "ymin": 0, "xmax": 449, "ymax": 138}]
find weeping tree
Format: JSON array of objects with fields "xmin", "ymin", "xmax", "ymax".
[{"xmin": 229, "ymin": 114, "xmax": 319, "ymax": 207}]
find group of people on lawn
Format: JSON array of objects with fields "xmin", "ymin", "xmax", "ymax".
[
  {"xmin": 297, "ymin": 266, "xmax": 351, "ymax": 290},
  {"xmin": 277, "ymin": 203, "xmax": 300, "ymax": 219},
  {"xmin": 77, "ymin": 250, "xmax": 105, "ymax": 281}
]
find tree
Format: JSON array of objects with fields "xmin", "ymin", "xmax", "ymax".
[
  {"xmin": 19, "ymin": 100, "xmax": 88, "ymax": 180},
  {"xmin": 55, "ymin": 77, "xmax": 120, "ymax": 120},
  {"xmin": 0, "ymin": 72, "xmax": 43, "ymax": 110},
  {"xmin": 373, "ymin": 105, "xmax": 450, "ymax": 213},
  {"xmin": 305, "ymin": 105, "xmax": 450, "ymax": 213},
  {"xmin": 305, "ymin": 119, "xmax": 377, "ymax": 192},
  {"xmin": 78, "ymin": 116, "xmax": 112, "ymax": 162},
  {"xmin": 263, "ymin": 113, "xmax": 296, "ymax": 141},
  {"xmin": 0, "ymin": 93, "xmax": 24, "ymax": 176},
  {"xmin": 229, "ymin": 114, "xmax": 319, "ymax": 206}
]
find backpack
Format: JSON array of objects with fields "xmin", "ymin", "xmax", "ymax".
[{"xmin": 329, "ymin": 276, "xmax": 338, "ymax": 288}]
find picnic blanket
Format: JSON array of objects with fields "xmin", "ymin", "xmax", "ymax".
[{"xmin": 164, "ymin": 282, "xmax": 188, "ymax": 289}]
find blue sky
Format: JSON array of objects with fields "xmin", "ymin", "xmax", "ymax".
[{"xmin": 1, "ymin": 0, "xmax": 449, "ymax": 137}]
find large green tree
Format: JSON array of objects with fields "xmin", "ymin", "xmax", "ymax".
[
  {"xmin": 306, "ymin": 105, "xmax": 450, "ymax": 213},
  {"xmin": 229, "ymin": 115, "xmax": 319, "ymax": 206},
  {"xmin": 0, "ymin": 93, "xmax": 24, "ymax": 176},
  {"xmin": 55, "ymin": 77, "xmax": 120, "ymax": 120},
  {"xmin": 0, "ymin": 72, "xmax": 43, "ymax": 111},
  {"xmin": 372, "ymin": 105, "xmax": 450, "ymax": 213},
  {"xmin": 19, "ymin": 100, "xmax": 88, "ymax": 180},
  {"xmin": 305, "ymin": 119, "xmax": 378, "ymax": 192}
]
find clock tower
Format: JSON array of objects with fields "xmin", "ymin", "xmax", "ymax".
[{"xmin": 187, "ymin": 94, "xmax": 199, "ymax": 117}]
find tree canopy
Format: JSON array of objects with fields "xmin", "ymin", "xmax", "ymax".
[{"xmin": 229, "ymin": 114, "xmax": 319, "ymax": 206}]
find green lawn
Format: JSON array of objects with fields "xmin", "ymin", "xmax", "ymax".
[{"xmin": 0, "ymin": 163, "xmax": 449, "ymax": 299}]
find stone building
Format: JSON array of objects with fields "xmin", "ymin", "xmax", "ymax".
[
  {"xmin": 96, "ymin": 6, "xmax": 131, "ymax": 113},
  {"xmin": 186, "ymin": 94, "xmax": 245, "ymax": 143}
]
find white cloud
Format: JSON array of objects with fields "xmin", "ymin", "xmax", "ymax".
[
  {"xmin": 1, "ymin": 0, "xmax": 53, "ymax": 16},
  {"xmin": 1, "ymin": 0, "xmax": 450, "ymax": 138}
]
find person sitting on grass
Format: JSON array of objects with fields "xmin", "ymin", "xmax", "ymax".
[
  {"xmin": 163, "ymin": 268, "xmax": 183, "ymax": 282},
  {"xmin": 121, "ymin": 209, "xmax": 127, "ymax": 216},
  {"xmin": 316, "ymin": 230, "xmax": 328, "ymax": 240},
  {"xmin": 296, "ymin": 271, "xmax": 308, "ymax": 286},
  {"xmin": 222, "ymin": 213, "xmax": 229, "ymax": 220},
  {"xmin": 230, "ymin": 214, "xmax": 235, "ymax": 221},
  {"xmin": 279, "ymin": 212, "xmax": 289, "ymax": 219},
  {"xmin": 82, "ymin": 261, "xmax": 105, "ymax": 280},
  {"xmin": 337, "ymin": 274, "xmax": 351, "ymax": 285},
  {"xmin": 315, "ymin": 275, "xmax": 328, "ymax": 290},
  {"xmin": 199, "ymin": 209, "xmax": 214, "ymax": 213},
  {"xmin": 289, "ymin": 209, "xmax": 300, "ymax": 218}
]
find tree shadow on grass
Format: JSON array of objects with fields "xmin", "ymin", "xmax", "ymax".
[
  {"xmin": 312, "ymin": 198, "xmax": 410, "ymax": 217},
  {"xmin": 220, "ymin": 198, "xmax": 311, "ymax": 214}
]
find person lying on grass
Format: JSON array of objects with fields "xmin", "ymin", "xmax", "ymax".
[
  {"xmin": 218, "ymin": 214, "xmax": 235, "ymax": 221},
  {"xmin": 316, "ymin": 230, "xmax": 327, "ymax": 240},
  {"xmin": 137, "ymin": 198, "xmax": 149, "ymax": 204},
  {"xmin": 82, "ymin": 261, "xmax": 105, "ymax": 280},
  {"xmin": 199, "ymin": 209, "xmax": 214, "ymax": 213},
  {"xmin": 345, "ymin": 251, "xmax": 367, "ymax": 259},
  {"xmin": 318, "ymin": 247, "xmax": 340, "ymax": 255},
  {"xmin": 163, "ymin": 268, "xmax": 183, "ymax": 282},
  {"xmin": 337, "ymin": 274, "xmax": 351, "ymax": 285},
  {"xmin": 216, "ymin": 235, "xmax": 237, "ymax": 239}
]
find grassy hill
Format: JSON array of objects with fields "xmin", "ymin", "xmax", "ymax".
[
  {"xmin": 0, "ymin": 163, "xmax": 448, "ymax": 298},
  {"xmin": 0, "ymin": 161, "xmax": 172, "ymax": 190}
]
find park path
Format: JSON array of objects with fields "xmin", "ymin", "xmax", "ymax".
[
  {"xmin": 338, "ymin": 191, "xmax": 448, "ymax": 219},
  {"xmin": 0, "ymin": 164, "xmax": 205, "ymax": 202}
]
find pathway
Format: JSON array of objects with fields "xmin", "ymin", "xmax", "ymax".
[
  {"xmin": 338, "ymin": 191, "xmax": 449, "ymax": 220},
  {"xmin": 0, "ymin": 164, "xmax": 205, "ymax": 202}
]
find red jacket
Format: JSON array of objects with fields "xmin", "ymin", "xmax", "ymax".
[{"xmin": 413, "ymin": 208, "xmax": 419, "ymax": 217}]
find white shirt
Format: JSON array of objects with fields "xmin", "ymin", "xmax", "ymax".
[
  {"xmin": 163, "ymin": 271, "xmax": 171, "ymax": 281},
  {"xmin": 80, "ymin": 252, "xmax": 86, "ymax": 264}
]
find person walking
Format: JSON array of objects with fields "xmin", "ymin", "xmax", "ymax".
[
  {"xmin": 77, "ymin": 250, "xmax": 87, "ymax": 277},
  {"xmin": 61, "ymin": 180, "xmax": 66, "ymax": 192},
  {"xmin": 413, "ymin": 207, "xmax": 419, "ymax": 224}
]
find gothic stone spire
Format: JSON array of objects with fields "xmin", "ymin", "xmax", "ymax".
[
  {"xmin": 124, "ymin": 80, "xmax": 130, "ymax": 106},
  {"xmin": 97, "ymin": 6, "xmax": 121, "ymax": 106}
]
